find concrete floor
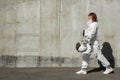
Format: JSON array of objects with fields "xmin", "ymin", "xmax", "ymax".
[{"xmin": 0, "ymin": 67, "xmax": 119, "ymax": 80}]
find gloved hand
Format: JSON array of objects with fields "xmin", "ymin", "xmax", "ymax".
[{"xmin": 83, "ymin": 35, "xmax": 91, "ymax": 44}]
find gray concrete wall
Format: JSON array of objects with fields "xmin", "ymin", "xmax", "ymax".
[{"xmin": 0, "ymin": 0, "xmax": 120, "ymax": 67}]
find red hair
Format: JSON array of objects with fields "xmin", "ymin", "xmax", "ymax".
[{"xmin": 88, "ymin": 12, "xmax": 98, "ymax": 22}]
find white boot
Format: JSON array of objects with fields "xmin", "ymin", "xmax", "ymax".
[
  {"xmin": 103, "ymin": 67, "xmax": 113, "ymax": 74},
  {"xmin": 76, "ymin": 69, "xmax": 87, "ymax": 74}
]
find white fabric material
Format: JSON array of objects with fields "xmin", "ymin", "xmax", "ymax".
[
  {"xmin": 81, "ymin": 22, "xmax": 110, "ymax": 68},
  {"xmin": 84, "ymin": 22, "xmax": 98, "ymax": 42},
  {"xmin": 87, "ymin": 20, "xmax": 92, "ymax": 27}
]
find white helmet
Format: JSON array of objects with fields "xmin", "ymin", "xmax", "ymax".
[
  {"xmin": 76, "ymin": 42, "xmax": 92, "ymax": 53},
  {"xmin": 78, "ymin": 44, "xmax": 87, "ymax": 52}
]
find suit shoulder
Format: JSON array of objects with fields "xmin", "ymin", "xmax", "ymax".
[{"xmin": 91, "ymin": 22, "xmax": 98, "ymax": 27}]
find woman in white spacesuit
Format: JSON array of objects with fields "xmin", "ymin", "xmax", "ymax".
[{"xmin": 76, "ymin": 12, "xmax": 113, "ymax": 74}]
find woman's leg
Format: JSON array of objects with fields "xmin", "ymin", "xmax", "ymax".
[
  {"xmin": 76, "ymin": 43, "xmax": 91, "ymax": 74},
  {"xmin": 81, "ymin": 43, "xmax": 92, "ymax": 68},
  {"xmin": 96, "ymin": 50, "xmax": 110, "ymax": 67},
  {"xmin": 93, "ymin": 41, "xmax": 110, "ymax": 67},
  {"xmin": 76, "ymin": 54, "xmax": 91, "ymax": 74},
  {"xmin": 81, "ymin": 54, "xmax": 91, "ymax": 69},
  {"xmin": 93, "ymin": 41, "xmax": 113, "ymax": 74}
]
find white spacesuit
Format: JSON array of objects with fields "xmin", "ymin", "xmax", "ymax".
[{"xmin": 76, "ymin": 20, "xmax": 113, "ymax": 74}]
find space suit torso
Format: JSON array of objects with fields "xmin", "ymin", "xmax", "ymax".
[
  {"xmin": 82, "ymin": 21, "xmax": 99, "ymax": 54},
  {"xmin": 85, "ymin": 21, "xmax": 99, "ymax": 44},
  {"xmin": 78, "ymin": 21, "xmax": 99, "ymax": 53}
]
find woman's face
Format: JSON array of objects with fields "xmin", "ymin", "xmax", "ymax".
[{"xmin": 88, "ymin": 16, "xmax": 92, "ymax": 21}]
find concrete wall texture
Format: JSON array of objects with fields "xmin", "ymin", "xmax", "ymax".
[{"xmin": 0, "ymin": 0, "xmax": 120, "ymax": 68}]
